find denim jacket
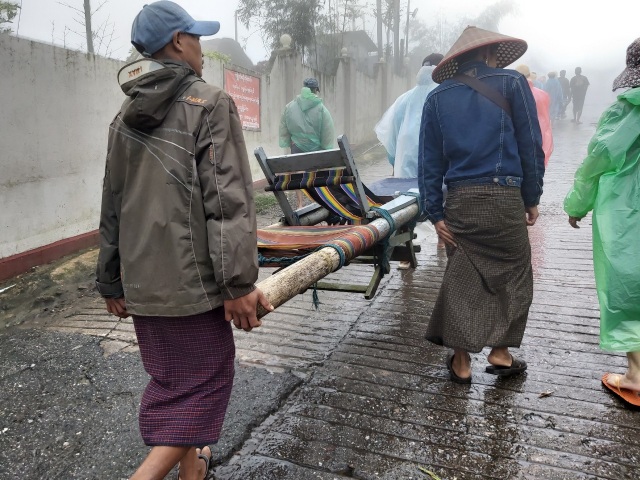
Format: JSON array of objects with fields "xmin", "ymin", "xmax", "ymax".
[{"xmin": 418, "ymin": 61, "xmax": 545, "ymax": 223}]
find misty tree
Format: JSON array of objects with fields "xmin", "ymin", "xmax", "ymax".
[
  {"xmin": 0, "ymin": 1, "xmax": 19, "ymax": 34},
  {"xmin": 237, "ymin": 0, "xmax": 324, "ymax": 55},
  {"xmin": 406, "ymin": 0, "xmax": 517, "ymax": 73},
  {"xmin": 58, "ymin": 0, "xmax": 117, "ymax": 56},
  {"xmin": 311, "ymin": 0, "xmax": 371, "ymax": 70},
  {"xmin": 125, "ymin": 46, "xmax": 140, "ymax": 62},
  {"xmin": 378, "ymin": 0, "xmax": 398, "ymax": 58},
  {"xmin": 472, "ymin": 0, "xmax": 517, "ymax": 32},
  {"xmin": 236, "ymin": 0, "xmax": 516, "ymax": 73}
]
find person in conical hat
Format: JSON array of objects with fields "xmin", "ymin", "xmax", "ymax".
[
  {"xmin": 431, "ymin": 25, "xmax": 528, "ymax": 83},
  {"xmin": 418, "ymin": 26, "xmax": 545, "ymax": 383}
]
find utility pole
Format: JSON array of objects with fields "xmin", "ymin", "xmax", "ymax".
[
  {"xmin": 393, "ymin": 0, "xmax": 400, "ymax": 69},
  {"xmin": 405, "ymin": 0, "xmax": 410, "ymax": 58},
  {"xmin": 83, "ymin": 0, "xmax": 94, "ymax": 54},
  {"xmin": 376, "ymin": 0, "xmax": 382, "ymax": 59},
  {"xmin": 234, "ymin": 10, "xmax": 238, "ymax": 42}
]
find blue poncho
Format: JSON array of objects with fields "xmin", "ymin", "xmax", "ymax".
[{"xmin": 375, "ymin": 66, "xmax": 438, "ymax": 178}]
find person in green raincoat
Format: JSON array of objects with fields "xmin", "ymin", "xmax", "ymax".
[
  {"xmin": 564, "ymin": 37, "xmax": 640, "ymax": 407},
  {"xmin": 279, "ymin": 77, "xmax": 336, "ymax": 208}
]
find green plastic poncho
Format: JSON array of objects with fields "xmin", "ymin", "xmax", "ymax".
[
  {"xmin": 279, "ymin": 87, "xmax": 336, "ymax": 152},
  {"xmin": 564, "ymin": 87, "xmax": 640, "ymax": 352}
]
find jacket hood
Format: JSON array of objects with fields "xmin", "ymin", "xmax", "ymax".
[
  {"xmin": 118, "ymin": 59, "xmax": 198, "ymax": 130},
  {"xmin": 296, "ymin": 87, "xmax": 323, "ymax": 112},
  {"xmin": 619, "ymin": 86, "xmax": 640, "ymax": 105},
  {"xmin": 416, "ymin": 65, "xmax": 436, "ymax": 86}
]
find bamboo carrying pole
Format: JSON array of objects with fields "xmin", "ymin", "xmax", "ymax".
[{"xmin": 256, "ymin": 199, "xmax": 420, "ymax": 318}]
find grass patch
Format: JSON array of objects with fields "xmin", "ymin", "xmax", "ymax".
[{"xmin": 254, "ymin": 192, "xmax": 278, "ymax": 214}]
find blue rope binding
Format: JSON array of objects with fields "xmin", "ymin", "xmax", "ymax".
[{"xmin": 258, "ymin": 243, "xmax": 347, "ymax": 310}]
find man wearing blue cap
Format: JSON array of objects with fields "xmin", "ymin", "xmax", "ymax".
[
  {"xmin": 95, "ymin": 2, "xmax": 273, "ymax": 479},
  {"xmin": 279, "ymin": 77, "xmax": 336, "ymax": 208}
]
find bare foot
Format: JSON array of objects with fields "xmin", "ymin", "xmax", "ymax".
[
  {"xmin": 452, "ymin": 354, "xmax": 471, "ymax": 379},
  {"xmin": 605, "ymin": 373, "xmax": 640, "ymax": 393},
  {"xmin": 179, "ymin": 446, "xmax": 211, "ymax": 480},
  {"xmin": 487, "ymin": 348, "xmax": 512, "ymax": 368},
  {"xmin": 449, "ymin": 350, "xmax": 471, "ymax": 380},
  {"xmin": 451, "ymin": 352, "xmax": 471, "ymax": 379}
]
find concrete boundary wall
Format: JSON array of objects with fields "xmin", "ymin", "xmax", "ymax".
[
  {"xmin": 0, "ymin": 34, "xmax": 412, "ymax": 275},
  {"xmin": 0, "ymin": 35, "xmax": 123, "ymax": 263}
]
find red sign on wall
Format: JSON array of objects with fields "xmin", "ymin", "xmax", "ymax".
[{"xmin": 224, "ymin": 68, "xmax": 261, "ymax": 131}]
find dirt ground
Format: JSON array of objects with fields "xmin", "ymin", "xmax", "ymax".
[
  {"xmin": 0, "ymin": 140, "xmax": 384, "ymax": 331},
  {"xmin": 0, "ymin": 191, "xmax": 288, "ymax": 331}
]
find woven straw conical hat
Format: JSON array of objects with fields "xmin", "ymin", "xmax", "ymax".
[
  {"xmin": 612, "ymin": 37, "xmax": 640, "ymax": 90},
  {"xmin": 432, "ymin": 26, "xmax": 528, "ymax": 84}
]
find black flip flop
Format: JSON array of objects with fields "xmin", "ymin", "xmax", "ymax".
[
  {"xmin": 176, "ymin": 448, "xmax": 211, "ymax": 480},
  {"xmin": 486, "ymin": 356, "xmax": 527, "ymax": 377},
  {"xmin": 198, "ymin": 450, "xmax": 211, "ymax": 474},
  {"xmin": 446, "ymin": 351, "xmax": 472, "ymax": 384}
]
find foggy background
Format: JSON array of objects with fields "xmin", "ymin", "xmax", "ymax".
[{"xmin": 8, "ymin": 0, "xmax": 638, "ymax": 111}]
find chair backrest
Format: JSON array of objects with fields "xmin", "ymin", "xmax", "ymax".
[{"xmin": 255, "ymin": 135, "xmax": 379, "ymax": 226}]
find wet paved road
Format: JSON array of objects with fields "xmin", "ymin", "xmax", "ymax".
[
  {"xmin": 5, "ymin": 104, "xmax": 640, "ymax": 479},
  {"xmin": 211, "ymin": 118, "xmax": 640, "ymax": 479}
]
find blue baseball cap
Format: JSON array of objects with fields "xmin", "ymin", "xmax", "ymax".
[{"xmin": 131, "ymin": 1, "xmax": 220, "ymax": 56}]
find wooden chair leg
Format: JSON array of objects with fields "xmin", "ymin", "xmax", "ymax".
[
  {"xmin": 365, "ymin": 265, "xmax": 383, "ymax": 299},
  {"xmin": 405, "ymin": 236, "xmax": 418, "ymax": 268}
]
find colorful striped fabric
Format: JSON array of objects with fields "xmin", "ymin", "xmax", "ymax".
[
  {"xmin": 269, "ymin": 169, "xmax": 384, "ymax": 223},
  {"xmin": 271, "ymin": 169, "xmax": 351, "ymax": 191},
  {"xmin": 304, "ymin": 183, "xmax": 383, "ymax": 222},
  {"xmin": 257, "ymin": 224, "xmax": 381, "ymax": 267}
]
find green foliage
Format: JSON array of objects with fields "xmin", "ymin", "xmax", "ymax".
[
  {"xmin": 472, "ymin": 0, "xmax": 517, "ymax": 32},
  {"xmin": 408, "ymin": 0, "xmax": 516, "ymax": 72},
  {"xmin": 237, "ymin": 0, "xmax": 324, "ymax": 54},
  {"xmin": 0, "ymin": 1, "xmax": 19, "ymax": 34},
  {"xmin": 203, "ymin": 50, "xmax": 231, "ymax": 64},
  {"xmin": 236, "ymin": 0, "xmax": 515, "ymax": 70},
  {"xmin": 254, "ymin": 192, "xmax": 278, "ymax": 214},
  {"xmin": 417, "ymin": 466, "xmax": 442, "ymax": 480},
  {"xmin": 125, "ymin": 46, "xmax": 141, "ymax": 62}
]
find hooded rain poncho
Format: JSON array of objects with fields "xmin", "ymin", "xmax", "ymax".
[
  {"xmin": 564, "ymin": 87, "xmax": 640, "ymax": 352},
  {"xmin": 279, "ymin": 87, "xmax": 335, "ymax": 152},
  {"xmin": 375, "ymin": 65, "xmax": 438, "ymax": 178}
]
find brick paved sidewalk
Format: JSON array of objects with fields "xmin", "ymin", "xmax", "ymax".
[
  {"xmin": 211, "ymin": 121, "xmax": 640, "ymax": 479},
  {"xmin": 8, "ymin": 124, "xmax": 639, "ymax": 479}
]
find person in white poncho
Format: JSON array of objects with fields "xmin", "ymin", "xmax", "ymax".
[{"xmin": 375, "ymin": 53, "xmax": 443, "ymax": 178}]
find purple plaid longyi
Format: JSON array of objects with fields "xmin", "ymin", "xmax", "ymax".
[{"xmin": 133, "ymin": 307, "xmax": 234, "ymax": 446}]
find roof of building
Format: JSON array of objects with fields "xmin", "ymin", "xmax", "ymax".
[
  {"xmin": 200, "ymin": 37, "xmax": 255, "ymax": 71},
  {"xmin": 317, "ymin": 30, "xmax": 377, "ymax": 53}
]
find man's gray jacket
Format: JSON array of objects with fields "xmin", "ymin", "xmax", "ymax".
[{"xmin": 96, "ymin": 59, "xmax": 258, "ymax": 316}]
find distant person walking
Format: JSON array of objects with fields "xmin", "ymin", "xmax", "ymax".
[
  {"xmin": 569, "ymin": 66, "xmax": 590, "ymax": 123},
  {"xmin": 419, "ymin": 27, "xmax": 544, "ymax": 384},
  {"xmin": 95, "ymin": 2, "xmax": 273, "ymax": 478},
  {"xmin": 558, "ymin": 69, "xmax": 571, "ymax": 118},
  {"xmin": 279, "ymin": 78, "xmax": 336, "ymax": 209},
  {"xmin": 564, "ymin": 37, "xmax": 640, "ymax": 408},
  {"xmin": 375, "ymin": 53, "xmax": 443, "ymax": 178},
  {"xmin": 516, "ymin": 64, "xmax": 554, "ymax": 167},
  {"xmin": 531, "ymin": 71, "xmax": 543, "ymax": 89},
  {"xmin": 544, "ymin": 71, "xmax": 564, "ymax": 120}
]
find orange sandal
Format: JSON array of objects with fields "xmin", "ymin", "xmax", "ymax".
[{"xmin": 602, "ymin": 373, "xmax": 640, "ymax": 407}]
